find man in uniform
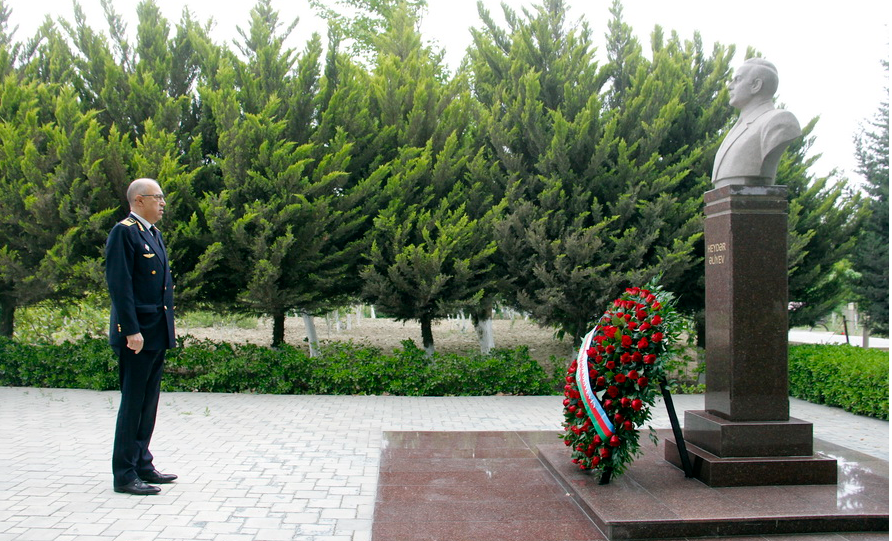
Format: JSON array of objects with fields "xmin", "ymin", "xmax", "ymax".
[{"xmin": 106, "ymin": 178, "xmax": 177, "ymax": 495}]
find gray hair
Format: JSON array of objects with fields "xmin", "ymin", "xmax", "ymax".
[{"xmin": 126, "ymin": 178, "xmax": 161, "ymax": 205}]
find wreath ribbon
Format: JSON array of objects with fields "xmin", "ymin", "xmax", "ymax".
[{"xmin": 575, "ymin": 328, "xmax": 614, "ymax": 440}]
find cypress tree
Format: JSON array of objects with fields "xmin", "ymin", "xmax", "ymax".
[
  {"xmin": 852, "ymin": 60, "xmax": 889, "ymax": 335},
  {"xmin": 470, "ymin": 0, "xmax": 732, "ymax": 346}
]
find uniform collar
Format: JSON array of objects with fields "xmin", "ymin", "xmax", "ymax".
[{"xmin": 130, "ymin": 211, "xmax": 155, "ymax": 232}]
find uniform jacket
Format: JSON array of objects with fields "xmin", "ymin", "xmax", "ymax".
[
  {"xmin": 712, "ymin": 101, "xmax": 801, "ymax": 185},
  {"xmin": 106, "ymin": 214, "xmax": 175, "ymax": 350}
]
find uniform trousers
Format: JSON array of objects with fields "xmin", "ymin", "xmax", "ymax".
[{"xmin": 112, "ymin": 347, "xmax": 166, "ymax": 487}]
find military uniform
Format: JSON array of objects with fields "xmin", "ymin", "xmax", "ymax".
[{"xmin": 106, "ymin": 213, "xmax": 175, "ymax": 488}]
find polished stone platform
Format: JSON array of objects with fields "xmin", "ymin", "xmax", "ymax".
[
  {"xmin": 540, "ymin": 430, "xmax": 888, "ymax": 540},
  {"xmin": 372, "ymin": 430, "xmax": 888, "ymax": 541}
]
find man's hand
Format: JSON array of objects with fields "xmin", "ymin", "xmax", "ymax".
[{"xmin": 126, "ymin": 333, "xmax": 145, "ymax": 354}]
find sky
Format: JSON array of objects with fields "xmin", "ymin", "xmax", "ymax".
[{"xmin": 7, "ymin": 0, "xmax": 890, "ymax": 183}]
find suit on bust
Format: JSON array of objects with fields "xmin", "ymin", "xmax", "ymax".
[{"xmin": 711, "ymin": 58, "xmax": 801, "ymax": 190}]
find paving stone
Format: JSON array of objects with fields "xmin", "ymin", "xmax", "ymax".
[{"xmin": 0, "ymin": 387, "xmax": 886, "ymax": 541}]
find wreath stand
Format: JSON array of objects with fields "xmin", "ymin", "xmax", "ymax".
[{"xmin": 598, "ymin": 378, "xmax": 694, "ymax": 485}]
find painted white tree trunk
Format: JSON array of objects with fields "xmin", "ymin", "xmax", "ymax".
[
  {"xmin": 302, "ymin": 312, "xmax": 320, "ymax": 357},
  {"xmin": 476, "ymin": 317, "xmax": 495, "ymax": 354}
]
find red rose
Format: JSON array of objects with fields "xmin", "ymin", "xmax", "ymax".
[
  {"xmin": 631, "ymin": 399, "xmax": 643, "ymax": 411},
  {"xmin": 624, "ymin": 314, "xmax": 632, "ymax": 322},
  {"xmin": 609, "ymin": 435, "xmax": 622, "ymax": 447},
  {"xmin": 564, "ymin": 384, "xmax": 572, "ymax": 392},
  {"xmin": 586, "ymin": 347, "xmax": 597, "ymax": 358},
  {"xmin": 607, "ymin": 385, "xmax": 620, "ymax": 398},
  {"xmin": 606, "ymin": 361, "xmax": 616, "ymax": 370},
  {"xmin": 593, "ymin": 435, "xmax": 602, "ymax": 445},
  {"xmin": 651, "ymin": 315, "xmax": 662, "ymax": 325},
  {"xmin": 637, "ymin": 376, "xmax": 649, "ymax": 388},
  {"xmin": 564, "ymin": 439, "xmax": 572, "ymax": 446},
  {"xmin": 652, "ymin": 332, "xmax": 663, "ymax": 343},
  {"xmin": 606, "ymin": 345, "xmax": 616, "ymax": 354},
  {"xmin": 646, "ymin": 294, "xmax": 656, "ymax": 304},
  {"xmin": 575, "ymin": 409, "xmax": 585, "ymax": 418},
  {"xmin": 644, "ymin": 354, "xmax": 656, "ymax": 364},
  {"xmin": 620, "ymin": 353, "xmax": 631, "ymax": 364},
  {"xmin": 636, "ymin": 309, "xmax": 648, "ymax": 321},
  {"xmin": 600, "ymin": 447, "xmax": 611, "ymax": 458},
  {"xmin": 603, "ymin": 399, "xmax": 613, "ymax": 410},
  {"xmin": 652, "ymin": 302, "xmax": 662, "ymax": 310},
  {"xmin": 604, "ymin": 326, "xmax": 618, "ymax": 338},
  {"xmin": 614, "ymin": 413, "xmax": 624, "ymax": 423},
  {"xmin": 596, "ymin": 376, "xmax": 607, "ymax": 387},
  {"xmin": 632, "ymin": 352, "xmax": 643, "ymax": 363},
  {"xmin": 594, "ymin": 355, "xmax": 604, "ymax": 363},
  {"xmin": 591, "ymin": 456, "xmax": 600, "ymax": 466},
  {"xmin": 621, "ymin": 335, "xmax": 633, "ymax": 348},
  {"xmin": 628, "ymin": 321, "xmax": 638, "ymax": 331},
  {"xmin": 628, "ymin": 287, "xmax": 640, "ymax": 295},
  {"xmin": 563, "ymin": 398, "xmax": 570, "ymax": 407},
  {"xmin": 566, "ymin": 376, "xmax": 574, "ymax": 383},
  {"xmin": 627, "ymin": 370, "xmax": 639, "ymax": 380},
  {"xmin": 623, "ymin": 420, "xmax": 634, "ymax": 431},
  {"xmin": 568, "ymin": 405, "xmax": 576, "ymax": 413},
  {"xmin": 577, "ymin": 444, "xmax": 586, "ymax": 451},
  {"xmin": 614, "ymin": 373, "xmax": 626, "ymax": 383},
  {"xmin": 639, "ymin": 322, "xmax": 651, "ymax": 332},
  {"xmin": 620, "ymin": 397, "xmax": 631, "ymax": 408},
  {"xmin": 637, "ymin": 337, "xmax": 649, "ymax": 349}
]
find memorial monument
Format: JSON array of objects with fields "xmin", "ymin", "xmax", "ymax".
[{"xmin": 664, "ymin": 58, "xmax": 838, "ymax": 485}]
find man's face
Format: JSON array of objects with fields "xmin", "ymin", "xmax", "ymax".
[
  {"xmin": 134, "ymin": 184, "xmax": 166, "ymax": 224},
  {"xmin": 728, "ymin": 64, "xmax": 759, "ymax": 109}
]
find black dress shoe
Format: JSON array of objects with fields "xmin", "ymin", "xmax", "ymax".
[
  {"xmin": 114, "ymin": 479, "xmax": 161, "ymax": 495},
  {"xmin": 139, "ymin": 469, "xmax": 178, "ymax": 484}
]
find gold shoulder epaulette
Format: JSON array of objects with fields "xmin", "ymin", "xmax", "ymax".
[{"xmin": 120, "ymin": 217, "xmax": 137, "ymax": 226}]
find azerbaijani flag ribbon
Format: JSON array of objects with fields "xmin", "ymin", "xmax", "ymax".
[{"xmin": 575, "ymin": 328, "xmax": 614, "ymax": 440}]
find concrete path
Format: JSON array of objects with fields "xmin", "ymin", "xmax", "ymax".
[{"xmin": 0, "ymin": 388, "xmax": 887, "ymax": 540}]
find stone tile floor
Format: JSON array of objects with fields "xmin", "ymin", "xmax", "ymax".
[{"xmin": 0, "ymin": 387, "xmax": 887, "ymax": 540}]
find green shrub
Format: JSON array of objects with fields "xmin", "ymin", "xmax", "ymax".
[
  {"xmin": 789, "ymin": 344, "xmax": 889, "ymax": 419},
  {"xmin": 0, "ymin": 336, "xmax": 560, "ymax": 396}
]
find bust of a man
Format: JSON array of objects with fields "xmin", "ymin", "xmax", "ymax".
[{"xmin": 711, "ymin": 58, "xmax": 801, "ymax": 189}]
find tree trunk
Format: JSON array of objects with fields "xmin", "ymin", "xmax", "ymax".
[
  {"xmin": 862, "ymin": 317, "xmax": 870, "ymax": 348},
  {"xmin": 272, "ymin": 312, "xmax": 286, "ymax": 347},
  {"xmin": 472, "ymin": 301, "xmax": 495, "ymax": 354},
  {"xmin": 0, "ymin": 296, "xmax": 14, "ymax": 338},
  {"xmin": 302, "ymin": 312, "xmax": 320, "ymax": 357},
  {"xmin": 420, "ymin": 315, "xmax": 435, "ymax": 357}
]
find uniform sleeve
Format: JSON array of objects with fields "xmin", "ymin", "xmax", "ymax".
[{"xmin": 106, "ymin": 224, "xmax": 139, "ymax": 336}]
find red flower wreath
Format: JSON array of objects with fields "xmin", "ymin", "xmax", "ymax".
[{"xmin": 560, "ymin": 285, "xmax": 675, "ymax": 476}]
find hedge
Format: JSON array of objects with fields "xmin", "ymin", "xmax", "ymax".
[
  {"xmin": 2, "ymin": 338, "xmax": 888, "ymax": 417},
  {"xmin": 788, "ymin": 344, "xmax": 889, "ymax": 420},
  {"xmin": 0, "ymin": 337, "xmax": 559, "ymax": 396}
]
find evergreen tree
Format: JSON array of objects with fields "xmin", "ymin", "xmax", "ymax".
[
  {"xmin": 190, "ymin": 0, "xmax": 377, "ymax": 346},
  {"xmin": 470, "ymin": 0, "xmax": 733, "ymax": 346},
  {"xmin": 778, "ymin": 118, "xmax": 865, "ymax": 328},
  {"xmin": 852, "ymin": 59, "xmax": 889, "ymax": 335},
  {"xmin": 356, "ymin": 2, "xmax": 498, "ymax": 354}
]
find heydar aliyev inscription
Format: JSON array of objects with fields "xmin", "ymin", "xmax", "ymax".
[{"xmin": 665, "ymin": 58, "xmax": 837, "ymax": 486}]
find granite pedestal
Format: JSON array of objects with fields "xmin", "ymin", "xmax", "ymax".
[{"xmin": 666, "ymin": 185, "xmax": 836, "ymax": 486}]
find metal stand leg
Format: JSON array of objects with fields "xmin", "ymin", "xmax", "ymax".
[{"xmin": 660, "ymin": 379, "xmax": 694, "ymax": 478}]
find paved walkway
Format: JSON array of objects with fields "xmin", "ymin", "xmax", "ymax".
[{"xmin": 0, "ymin": 387, "xmax": 887, "ymax": 541}]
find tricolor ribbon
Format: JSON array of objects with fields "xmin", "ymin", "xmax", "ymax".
[{"xmin": 575, "ymin": 327, "xmax": 614, "ymax": 440}]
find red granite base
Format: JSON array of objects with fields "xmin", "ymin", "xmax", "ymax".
[
  {"xmin": 372, "ymin": 431, "xmax": 888, "ymax": 541},
  {"xmin": 664, "ymin": 435, "xmax": 838, "ymax": 487},
  {"xmin": 538, "ymin": 430, "xmax": 888, "ymax": 540}
]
